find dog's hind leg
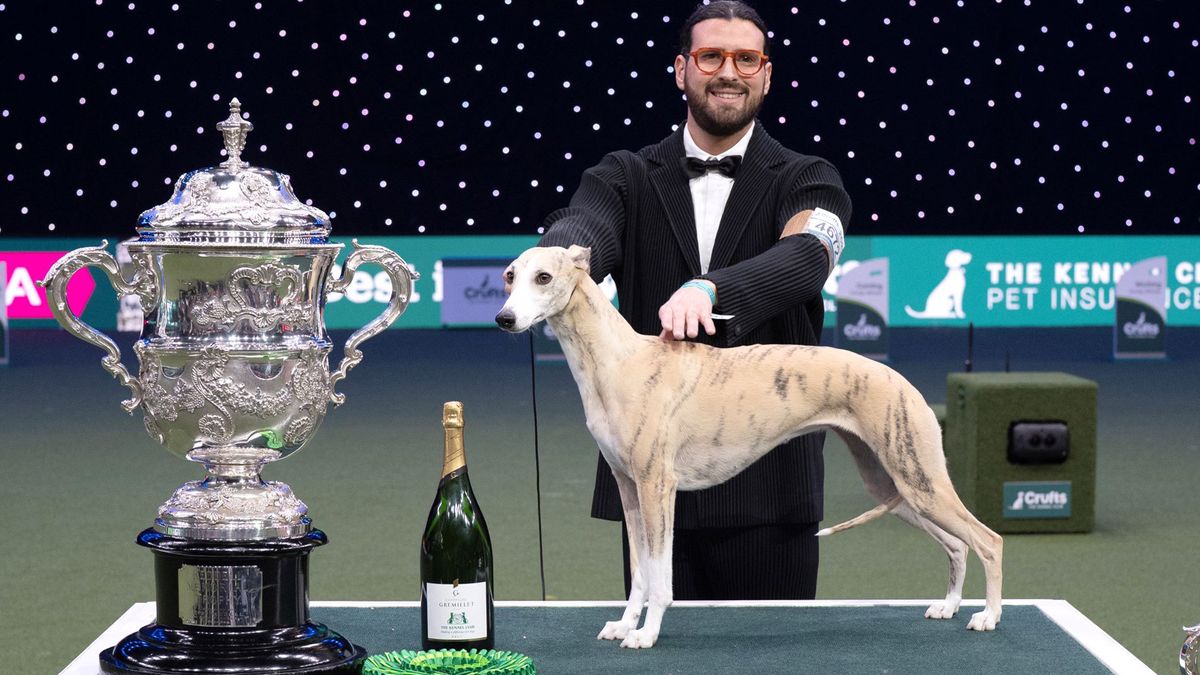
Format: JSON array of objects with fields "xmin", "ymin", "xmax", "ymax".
[
  {"xmin": 619, "ymin": 471, "xmax": 677, "ymax": 649},
  {"xmin": 867, "ymin": 393, "xmax": 1004, "ymax": 629},
  {"xmin": 902, "ymin": 485, "xmax": 1004, "ymax": 630},
  {"xmin": 598, "ymin": 471, "xmax": 648, "ymax": 642},
  {"xmin": 890, "ymin": 502, "xmax": 968, "ymax": 619},
  {"xmin": 836, "ymin": 431, "xmax": 966, "ymax": 618}
]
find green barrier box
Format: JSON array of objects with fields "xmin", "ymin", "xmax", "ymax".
[{"xmin": 944, "ymin": 372, "xmax": 1098, "ymax": 533}]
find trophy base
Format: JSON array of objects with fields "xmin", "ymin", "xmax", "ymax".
[
  {"xmin": 98, "ymin": 623, "xmax": 365, "ymax": 674},
  {"xmin": 98, "ymin": 528, "xmax": 365, "ymax": 674}
]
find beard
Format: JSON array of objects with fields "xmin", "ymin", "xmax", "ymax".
[{"xmin": 684, "ymin": 75, "xmax": 765, "ymax": 137}]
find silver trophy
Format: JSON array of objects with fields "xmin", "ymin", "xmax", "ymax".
[
  {"xmin": 1184, "ymin": 624, "xmax": 1200, "ymax": 675},
  {"xmin": 40, "ymin": 99, "xmax": 414, "ymax": 673}
]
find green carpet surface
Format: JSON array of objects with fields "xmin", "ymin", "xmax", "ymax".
[{"xmin": 314, "ymin": 605, "xmax": 1108, "ymax": 674}]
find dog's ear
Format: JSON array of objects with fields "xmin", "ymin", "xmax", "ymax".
[{"xmin": 567, "ymin": 245, "xmax": 592, "ymax": 273}]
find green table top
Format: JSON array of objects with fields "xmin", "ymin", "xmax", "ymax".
[{"xmin": 64, "ymin": 600, "xmax": 1150, "ymax": 674}]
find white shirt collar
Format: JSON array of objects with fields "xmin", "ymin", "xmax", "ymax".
[{"xmin": 683, "ymin": 122, "xmax": 754, "ymax": 160}]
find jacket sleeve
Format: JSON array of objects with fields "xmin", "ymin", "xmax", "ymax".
[
  {"xmin": 699, "ymin": 158, "xmax": 852, "ymax": 342},
  {"xmin": 537, "ymin": 151, "xmax": 632, "ymax": 283}
]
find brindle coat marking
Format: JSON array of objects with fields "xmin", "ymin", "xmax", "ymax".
[{"xmin": 495, "ymin": 245, "xmax": 1003, "ymax": 649}]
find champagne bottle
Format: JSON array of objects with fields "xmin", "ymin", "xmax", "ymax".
[{"xmin": 420, "ymin": 401, "xmax": 495, "ymax": 650}]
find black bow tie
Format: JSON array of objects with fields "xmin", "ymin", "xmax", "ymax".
[{"xmin": 681, "ymin": 155, "xmax": 741, "ymax": 179}]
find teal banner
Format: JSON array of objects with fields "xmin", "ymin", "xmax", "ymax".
[
  {"xmin": 8, "ymin": 235, "xmax": 1200, "ymax": 330},
  {"xmin": 827, "ymin": 235, "xmax": 1200, "ymax": 327},
  {"xmin": 307, "ymin": 235, "xmax": 538, "ymax": 330}
]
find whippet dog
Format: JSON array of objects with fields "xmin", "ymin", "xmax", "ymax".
[{"xmin": 495, "ymin": 245, "xmax": 1003, "ymax": 649}]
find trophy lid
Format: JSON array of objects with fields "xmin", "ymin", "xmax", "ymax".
[{"xmin": 136, "ymin": 99, "xmax": 332, "ymax": 244}]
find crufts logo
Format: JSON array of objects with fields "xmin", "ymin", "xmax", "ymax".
[
  {"xmin": 905, "ymin": 249, "xmax": 973, "ymax": 319},
  {"xmin": 464, "ymin": 274, "xmax": 505, "ymax": 303},
  {"xmin": 1122, "ymin": 311, "xmax": 1161, "ymax": 339},
  {"xmin": 842, "ymin": 314, "xmax": 882, "ymax": 340},
  {"xmin": 1010, "ymin": 490, "xmax": 1068, "ymax": 510}
]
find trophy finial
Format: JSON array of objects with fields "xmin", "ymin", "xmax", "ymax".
[{"xmin": 216, "ymin": 98, "xmax": 254, "ymax": 170}]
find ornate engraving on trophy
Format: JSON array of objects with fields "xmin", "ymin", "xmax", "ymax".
[
  {"xmin": 136, "ymin": 346, "xmax": 204, "ymax": 428},
  {"xmin": 160, "ymin": 480, "xmax": 305, "ymax": 528},
  {"xmin": 193, "ymin": 262, "xmax": 315, "ymax": 332},
  {"xmin": 135, "ymin": 344, "xmax": 330, "ymax": 448},
  {"xmin": 178, "ymin": 564, "xmax": 264, "ymax": 628},
  {"xmin": 147, "ymin": 167, "xmax": 316, "ymax": 230}
]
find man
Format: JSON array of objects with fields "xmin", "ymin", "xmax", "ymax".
[{"xmin": 539, "ymin": 0, "xmax": 851, "ymax": 600}]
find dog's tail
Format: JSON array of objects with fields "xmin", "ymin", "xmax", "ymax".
[{"xmin": 816, "ymin": 495, "xmax": 904, "ymax": 536}]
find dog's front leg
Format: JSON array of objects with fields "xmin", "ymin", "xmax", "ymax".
[
  {"xmin": 598, "ymin": 472, "xmax": 647, "ymax": 642},
  {"xmin": 620, "ymin": 473, "xmax": 676, "ymax": 649}
]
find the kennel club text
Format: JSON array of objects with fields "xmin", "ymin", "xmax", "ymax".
[{"xmin": 983, "ymin": 260, "xmax": 1200, "ymax": 311}]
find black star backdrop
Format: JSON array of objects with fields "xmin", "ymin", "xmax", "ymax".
[{"xmin": 0, "ymin": 0, "xmax": 1196, "ymax": 238}]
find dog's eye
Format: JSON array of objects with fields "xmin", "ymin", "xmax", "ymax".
[{"xmin": 535, "ymin": 272, "xmax": 552, "ymax": 285}]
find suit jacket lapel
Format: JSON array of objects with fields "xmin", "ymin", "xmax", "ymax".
[
  {"xmin": 648, "ymin": 128, "xmax": 702, "ymax": 276},
  {"xmin": 708, "ymin": 122, "xmax": 787, "ymax": 271}
]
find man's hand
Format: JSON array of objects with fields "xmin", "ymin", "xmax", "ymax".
[{"xmin": 658, "ymin": 280, "xmax": 717, "ymax": 340}]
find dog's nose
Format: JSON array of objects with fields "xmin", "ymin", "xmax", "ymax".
[{"xmin": 495, "ymin": 309, "xmax": 516, "ymax": 330}]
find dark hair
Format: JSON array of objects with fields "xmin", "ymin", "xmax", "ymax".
[{"xmin": 679, "ymin": 1, "xmax": 770, "ymax": 56}]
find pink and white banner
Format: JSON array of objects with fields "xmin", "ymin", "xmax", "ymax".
[{"xmin": 0, "ymin": 251, "xmax": 96, "ymax": 320}]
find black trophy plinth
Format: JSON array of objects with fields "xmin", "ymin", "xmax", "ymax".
[{"xmin": 99, "ymin": 528, "xmax": 365, "ymax": 674}]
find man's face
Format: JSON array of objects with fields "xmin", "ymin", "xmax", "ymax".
[{"xmin": 675, "ymin": 18, "xmax": 772, "ymax": 138}]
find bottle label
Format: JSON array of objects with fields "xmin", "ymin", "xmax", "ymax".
[{"xmin": 425, "ymin": 581, "xmax": 488, "ymax": 640}]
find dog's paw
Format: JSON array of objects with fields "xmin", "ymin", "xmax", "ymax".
[
  {"xmin": 924, "ymin": 598, "xmax": 960, "ymax": 620},
  {"xmin": 620, "ymin": 628, "xmax": 658, "ymax": 649},
  {"xmin": 966, "ymin": 608, "xmax": 999, "ymax": 631},
  {"xmin": 597, "ymin": 620, "xmax": 633, "ymax": 641}
]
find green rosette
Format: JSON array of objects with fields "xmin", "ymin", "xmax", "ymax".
[{"xmin": 361, "ymin": 649, "xmax": 535, "ymax": 675}]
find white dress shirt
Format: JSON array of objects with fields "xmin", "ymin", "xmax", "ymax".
[{"xmin": 683, "ymin": 123, "xmax": 754, "ymax": 274}]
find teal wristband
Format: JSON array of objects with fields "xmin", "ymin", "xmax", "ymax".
[{"xmin": 681, "ymin": 279, "xmax": 716, "ymax": 306}]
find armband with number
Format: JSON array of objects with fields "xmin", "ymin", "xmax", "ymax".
[{"xmin": 803, "ymin": 208, "xmax": 845, "ymax": 268}]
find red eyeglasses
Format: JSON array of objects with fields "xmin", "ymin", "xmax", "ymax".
[{"xmin": 686, "ymin": 48, "xmax": 769, "ymax": 76}]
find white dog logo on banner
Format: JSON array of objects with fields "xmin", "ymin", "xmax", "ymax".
[{"xmin": 905, "ymin": 249, "xmax": 973, "ymax": 319}]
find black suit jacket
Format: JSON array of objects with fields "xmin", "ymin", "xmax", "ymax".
[{"xmin": 540, "ymin": 121, "xmax": 852, "ymax": 528}]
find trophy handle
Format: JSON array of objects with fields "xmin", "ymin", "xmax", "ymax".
[
  {"xmin": 38, "ymin": 240, "xmax": 159, "ymax": 414},
  {"xmin": 324, "ymin": 239, "xmax": 418, "ymax": 406}
]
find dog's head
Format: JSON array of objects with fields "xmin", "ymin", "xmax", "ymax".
[
  {"xmin": 495, "ymin": 245, "xmax": 591, "ymax": 332},
  {"xmin": 945, "ymin": 249, "xmax": 972, "ymax": 269}
]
